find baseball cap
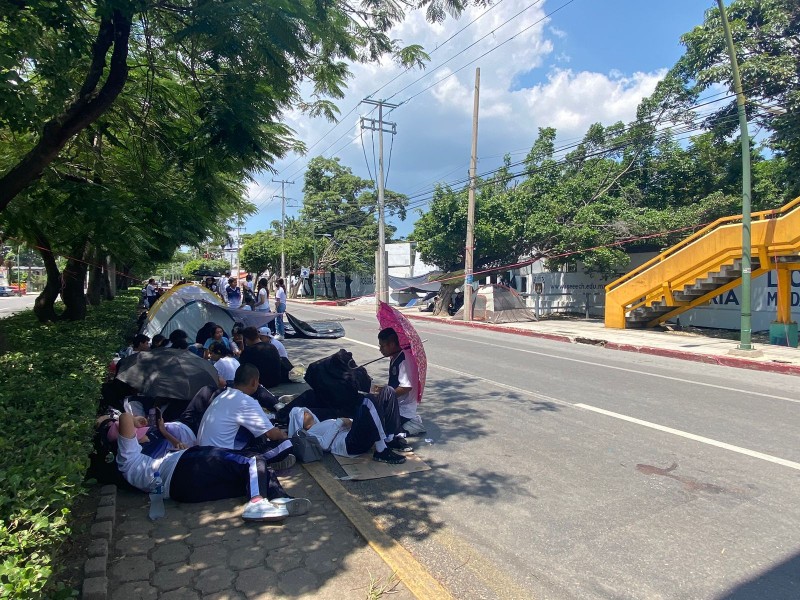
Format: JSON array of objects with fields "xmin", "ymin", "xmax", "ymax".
[{"xmin": 258, "ymin": 326, "xmax": 272, "ymax": 336}]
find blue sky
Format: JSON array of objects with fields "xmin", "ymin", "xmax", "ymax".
[{"xmin": 244, "ymin": 0, "xmax": 722, "ymax": 239}]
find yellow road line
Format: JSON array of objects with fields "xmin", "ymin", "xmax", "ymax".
[{"xmin": 303, "ymin": 462, "xmax": 453, "ymax": 600}]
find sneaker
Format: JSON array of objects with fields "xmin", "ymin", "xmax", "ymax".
[
  {"xmin": 386, "ymin": 438, "xmax": 413, "ymax": 453},
  {"xmin": 270, "ymin": 497, "xmax": 311, "ymax": 516},
  {"xmin": 372, "ymin": 448, "xmax": 406, "ymax": 465},
  {"xmin": 268, "ymin": 454, "xmax": 296, "ymax": 471},
  {"xmin": 242, "ymin": 499, "xmax": 289, "ymax": 522}
]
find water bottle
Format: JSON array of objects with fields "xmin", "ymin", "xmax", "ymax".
[
  {"xmin": 148, "ymin": 471, "xmax": 165, "ymax": 520},
  {"xmin": 147, "ymin": 408, "xmax": 157, "ymax": 428}
]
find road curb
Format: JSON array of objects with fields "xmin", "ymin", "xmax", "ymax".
[
  {"xmin": 302, "ymin": 462, "xmax": 453, "ymax": 600},
  {"xmin": 405, "ymin": 313, "xmax": 800, "ymax": 377}
]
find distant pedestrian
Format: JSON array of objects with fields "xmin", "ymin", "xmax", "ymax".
[
  {"xmin": 226, "ymin": 277, "xmax": 242, "ymax": 309},
  {"xmin": 254, "ymin": 278, "xmax": 270, "ymax": 312},
  {"xmin": 274, "ymin": 278, "xmax": 287, "ymax": 340}
]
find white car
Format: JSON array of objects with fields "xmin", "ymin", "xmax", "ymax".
[{"xmin": 0, "ymin": 285, "xmax": 14, "ymax": 297}]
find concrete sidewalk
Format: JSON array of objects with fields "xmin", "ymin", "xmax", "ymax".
[
  {"xmin": 107, "ymin": 466, "xmax": 418, "ymax": 600},
  {"xmin": 299, "ymin": 298, "xmax": 800, "ymax": 376}
]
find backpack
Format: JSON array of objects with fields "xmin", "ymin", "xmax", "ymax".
[
  {"xmin": 243, "ymin": 286, "xmax": 256, "ymax": 306},
  {"xmin": 303, "ymin": 349, "xmax": 372, "ymax": 416}
]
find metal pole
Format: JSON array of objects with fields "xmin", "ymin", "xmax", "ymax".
[
  {"xmin": 464, "ymin": 68, "xmax": 481, "ymax": 322},
  {"xmin": 717, "ymin": 0, "xmax": 753, "ymax": 351},
  {"xmin": 273, "ymin": 180, "xmax": 293, "ymax": 282},
  {"xmin": 377, "ymin": 101, "xmax": 386, "ymax": 307},
  {"xmin": 313, "ymin": 242, "xmax": 317, "ymax": 303}
]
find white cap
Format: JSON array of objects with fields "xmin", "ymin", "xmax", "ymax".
[{"xmin": 258, "ymin": 326, "xmax": 271, "ymax": 336}]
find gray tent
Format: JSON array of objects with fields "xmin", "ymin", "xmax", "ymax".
[
  {"xmin": 452, "ymin": 284, "xmax": 537, "ymax": 324},
  {"xmin": 142, "ymin": 299, "xmax": 276, "ymax": 341}
]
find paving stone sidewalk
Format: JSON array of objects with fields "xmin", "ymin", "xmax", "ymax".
[{"xmin": 108, "ymin": 466, "xmax": 414, "ymax": 600}]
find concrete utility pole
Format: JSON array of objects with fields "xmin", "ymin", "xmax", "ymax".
[
  {"xmin": 273, "ymin": 179, "xmax": 294, "ymax": 282},
  {"xmin": 464, "ymin": 68, "xmax": 481, "ymax": 322},
  {"xmin": 717, "ymin": 0, "xmax": 753, "ymax": 351},
  {"xmin": 361, "ymin": 99, "xmax": 398, "ymax": 309}
]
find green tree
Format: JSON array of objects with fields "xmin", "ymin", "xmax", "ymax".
[
  {"xmin": 301, "ymin": 156, "xmax": 407, "ymax": 298},
  {"xmin": 0, "ymin": 0, "xmax": 488, "ymax": 212}
]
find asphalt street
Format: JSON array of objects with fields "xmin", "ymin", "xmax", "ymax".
[
  {"xmin": 0, "ymin": 293, "xmax": 36, "ymax": 318},
  {"xmin": 286, "ymin": 302, "xmax": 800, "ymax": 600}
]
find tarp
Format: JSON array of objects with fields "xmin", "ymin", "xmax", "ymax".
[
  {"xmin": 387, "ymin": 274, "xmax": 441, "ymax": 294},
  {"xmin": 285, "ymin": 313, "xmax": 345, "ymax": 339},
  {"xmin": 452, "ymin": 284, "xmax": 538, "ymax": 324}
]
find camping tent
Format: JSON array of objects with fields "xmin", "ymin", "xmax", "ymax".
[
  {"xmin": 141, "ymin": 283, "xmax": 277, "ymax": 340},
  {"xmin": 452, "ymin": 284, "xmax": 537, "ymax": 324}
]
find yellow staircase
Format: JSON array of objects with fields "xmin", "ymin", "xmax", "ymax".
[{"xmin": 605, "ymin": 196, "xmax": 800, "ymax": 329}]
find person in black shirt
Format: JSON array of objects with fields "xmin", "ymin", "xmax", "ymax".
[{"xmin": 238, "ymin": 326, "xmax": 281, "ymax": 388}]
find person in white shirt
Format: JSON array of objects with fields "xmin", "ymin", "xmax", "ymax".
[
  {"xmin": 274, "ymin": 278, "xmax": 287, "ymax": 340},
  {"xmin": 112, "ymin": 411, "xmax": 308, "ymax": 521},
  {"xmin": 217, "ymin": 271, "xmax": 231, "ymax": 303},
  {"xmin": 208, "ymin": 342, "xmax": 240, "ymax": 387},
  {"xmin": 197, "ymin": 364, "xmax": 294, "ymax": 467},
  {"xmin": 254, "ymin": 277, "xmax": 271, "ymax": 312},
  {"xmin": 287, "ymin": 398, "xmax": 406, "ymax": 464},
  {"xmin": 378, "ymin": 327, "xmax": 425, "ymax": 436}
]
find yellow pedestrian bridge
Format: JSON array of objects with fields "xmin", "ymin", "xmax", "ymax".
[{"xmin": 605, "ymin": 196, "xmax": 800, "ymax": 329}]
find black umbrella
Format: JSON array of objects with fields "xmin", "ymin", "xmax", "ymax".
[{"xmin": 116, "ymin": 348, "xmax": 219, "ymax": 400}]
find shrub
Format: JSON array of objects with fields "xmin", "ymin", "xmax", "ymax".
[{"xmin": 0, "ymin": 293, "xmax": 138, "ymax": 597}]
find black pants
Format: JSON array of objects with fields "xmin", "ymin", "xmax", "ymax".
[
  {"xmin": 169, "ymin": 446, "xmax": 287, "ymax": 502},
  {"xmin": 344, "ymin": 399, "xmax": 386, "ymax": 455},
  {"xmin": 370, "ymin": 387, "xmax": 404, "ymax": 437}
]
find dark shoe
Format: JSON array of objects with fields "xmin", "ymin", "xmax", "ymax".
[
  {"xmin": 372, "ymin": 448, "xmax": 406, "ymax": 465},
  {"xmin": 386, "ymin": 438, "xmax": 412, "ymax": 453}
]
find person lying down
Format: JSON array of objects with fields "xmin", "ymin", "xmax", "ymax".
[{"xmin": 287, "ymin": 398, "xmax": 408, "ymax": 465}]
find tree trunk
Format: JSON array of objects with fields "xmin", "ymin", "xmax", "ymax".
[
  {"xmin": 60, "ymin": 242, "xmax": 90, "ymax": 320},
  {"xmin": 32, "ymin": 233, "xmax": 61, "ymax": 323},
  {"xmin": 322, "ymin": 272, "xmax": 329, "ymax": 297},
  {"xmin": 87, "ymin": 247, "xmax": 103, "ymax": 306},
  {"xmin": 117, "ymin": 265, "xmax": 131, "ymax": 290},
  {"xmin": 435, "ymin": 284, "xmax": 457, "ymax": 317},
  {"xmin": 329, "ymin": 271, "xmax": 338, "ymax": 299},
  {"xmin": 0, "ymin": 10, "xmax": 132, "ymax": 212},
  {"xmin": 344, "ymin": 273, "xmax": 352, "ymax": 299},
  {"xmin": 104, "ymin": 256, "xmax": 116, "ymax": 300}
]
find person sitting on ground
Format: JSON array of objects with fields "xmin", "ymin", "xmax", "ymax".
[
  {"xmin": 226, "ymin": 277, "xmax": 242, "ymax": 309},
  {"xmin": 197, "ymin": 364, "xmax": 294, "ymax": 468},
  {"xmin": 113, "ymin": 411, "xmax": 308, "ymax": 521},
  {"xmin": 196, "ymin": 321, "xmax": 219, "ymax": 346},
  {"xmin": 151, "ymin": 334, "xmax": 169, "ymax": 349},
  {"xmin": 208, "ymin": 341, "xmax": 240, "ymax": 388},
  {"xmin": 258, "ymin": 326, "xmax": 293, "ymax": 382},
  {"xmin": 202, "ymin": 325, "xmax": 233, "ymax": 359},
  {"xmin": 120, "ymin": 334, "xmax": 151, "ymax": 358},
  {"xmin": 288, "ymin": 400, "xmax": 408, "ymax": 464},
  {"xmin": 239, "ymin": 326, "xmax": 281, "ymax": 388},
  {"xmin": 378, "ymin": 327, "xmax": 425, "ymax": 436},
  {"xmin": 168, "ymin": 329, "xmax": 190, "ymax": 350}
]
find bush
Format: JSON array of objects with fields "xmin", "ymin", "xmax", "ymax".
[{"xmin": 0, "ymin": 293, "xmax": 138, "ymax": 597}]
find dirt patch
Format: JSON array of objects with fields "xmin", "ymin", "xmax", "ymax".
[{"xmin": 46, "ymin": 483, "xmax": 101, "ymax": 598}]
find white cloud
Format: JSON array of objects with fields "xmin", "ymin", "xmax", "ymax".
[{"xmin": 244, "ymin": 0, "xmax": 667, "ymax": 236}]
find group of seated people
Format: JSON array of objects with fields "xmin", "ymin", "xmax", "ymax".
[{"xmin": 101, "ymin": 323, "xmax": 426, "ymax": 523}]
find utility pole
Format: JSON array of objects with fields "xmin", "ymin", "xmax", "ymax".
[
  {"xmin": 464, "ymin": 68, "xmax": 481, "ymax": 322},
  {"xmin": 361, "ymin": 99, "xmax": 398, "ymax": 309},
  {"xmin": 717, "ymin": 0, "xmax": 753, "ymax": 351},
  {"xmin": 272, "ymin": 179, "xmax": 294, "ymax": 282}
]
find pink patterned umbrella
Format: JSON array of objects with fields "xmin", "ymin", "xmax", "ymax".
[{"xmin": 377, "ymin": 301, "xmax": 426, "ymax": 403}]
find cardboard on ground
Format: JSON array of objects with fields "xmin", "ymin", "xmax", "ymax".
[{"xmin": 334, "ymin": 451, "xmax": 430, "ymax": 480}]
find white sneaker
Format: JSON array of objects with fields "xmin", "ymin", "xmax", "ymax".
[
  {"xmin": 241, "ymin": 499, "xmax": 289, "ymax": 522},
  {"xmin": 270, "ymin": 497, "xmax": 311, "ymax": 516}
]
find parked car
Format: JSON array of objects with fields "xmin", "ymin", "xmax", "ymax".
[{"xmin": 0, "ymin": 285, "xmax": 14, "ymax": 297}]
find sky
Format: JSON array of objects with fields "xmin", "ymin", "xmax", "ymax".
[{"xmin": 243, "ymin": 0, "xmax": 716, "ymax": 239}]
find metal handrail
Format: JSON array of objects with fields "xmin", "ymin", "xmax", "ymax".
[{"xmin": 605, "ymin": 195, "xmax": 800, "ymax": 294}]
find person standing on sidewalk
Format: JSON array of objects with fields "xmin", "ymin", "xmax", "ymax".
[
  {"xmin": 254, "ymin": 278, "xmax": 271, "ymax": 313},
  {"xmin": 274, "ymin": 278, "xmax": 287, "ymax": 340},
  {"xmin": 226, "ymin": 277, "xmax": 242, "ymax": 309}
]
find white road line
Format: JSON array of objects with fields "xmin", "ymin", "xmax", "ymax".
[
  {"xmin": 340, "ymin": 333, "xmax": 800, "ymax": 471},
  {"xmin": 299, "ymin": 306, "xmax": 800, "ymax": 405},
  {"xmin": 342, "ymin": 336, "xmax": 378, "ymax": 349},
  {"xmin": 575, "ymin": 403, "xmax": 800, "ymax": 471}
]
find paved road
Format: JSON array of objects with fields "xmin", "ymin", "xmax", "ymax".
[
  {"xmin": 286, "ymin": 302, "xmax": 800, "ymax": 600},
  {"xmin": 0, "ymin": 294, "xmax": 36, "ymax": 318}
]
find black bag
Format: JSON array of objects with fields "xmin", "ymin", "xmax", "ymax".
[
  {"xmin": 291, "ymin": 430, "xmax": 323, "ymax": 463},
  {"xmin": 304, "ymin": 349, "xmax": 372, "ymax": 417}
]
